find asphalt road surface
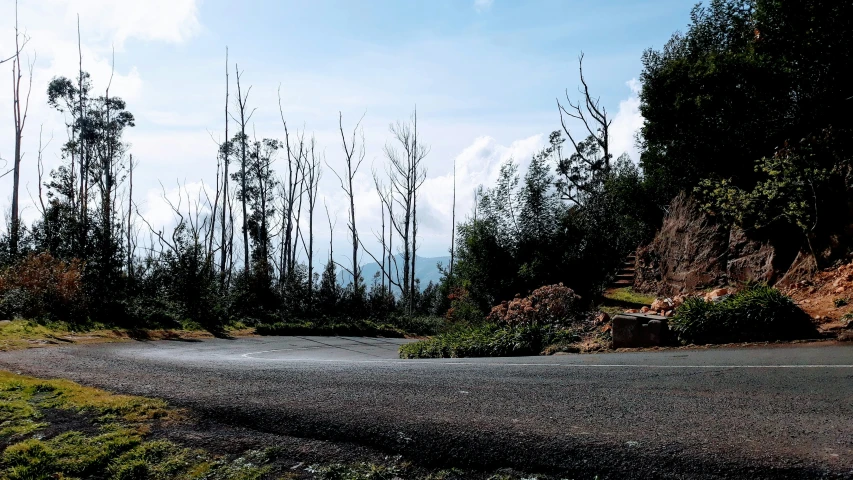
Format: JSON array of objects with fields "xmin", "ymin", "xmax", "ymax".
[{"xmin": 1, "ymin": 337, "xmax": 852, "ymax": 479}]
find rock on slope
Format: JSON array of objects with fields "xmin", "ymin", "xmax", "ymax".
[{"xmin": 634, "ymin": 193, "xmax": 804, "ymax": 296}]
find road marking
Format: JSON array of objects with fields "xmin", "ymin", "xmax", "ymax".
[{"xmin": 239, "ymin": 350, "xmax": 853, "ymax": 368}]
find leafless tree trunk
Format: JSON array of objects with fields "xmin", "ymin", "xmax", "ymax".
[
  {"xmin": 449, "ymin": 158, "xmax": 456, "ymax": 279},
  {"xmin": 232, "ymin": 65, "xmax": 255, "ymax": 274},
  {"xmin": 380, "ymin": 109, "xmax": 428, "ymax": 313},
  {"xmin": 127, "ymin": 154, "xmax": 135, "ymax": 276},
  {"xmin": 220, "ymin": 47, "xmax": 230, "ymax": 290},
  {"xmin": 78, "ymin": 16, "xmax": 89, "ymax": 253},
  {"xmin": 303, "ymin": 137, "xmax": 322, "ymax": 307},
  {"xmin": 327, "ymin": 112, "xmax": 365, "ymax": 292},
  {"xmin": 10, "ymin": 0, "xmax": 32, "ymax": 257},
  {"xmin": 324, "ymin": 199, "xmax": 335, "ymax": 261},
  {"xmin": 556, "ymin": 52, "xmax": 612, "ymax": 204}
]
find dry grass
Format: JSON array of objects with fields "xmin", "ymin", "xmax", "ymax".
[{"xmin": 0, "ymin": 319, "xmax": 256, "ymax": 352}]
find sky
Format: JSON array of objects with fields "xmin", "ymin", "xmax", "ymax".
[{"xmin": 0, "ymin": 0, "xmax": 693, "ymax": 267}]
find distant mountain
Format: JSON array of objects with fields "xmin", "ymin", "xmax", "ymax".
[{"xmin": 337, "ymin": 254, "xmax": 451, "ymax": 290}]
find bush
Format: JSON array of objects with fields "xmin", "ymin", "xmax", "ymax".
[
  {"xmin": 444, "ymin": 287, "xmax": 484, "ymax": 324},
  {"xmin": 398, "ymin": 323, "xmax": 580, "ymax": 359},
  {"xmin": 399, "ymin": 324, "xmax": 543, "ymax": 359},
  {"xmin": 0, "ymin": 253, "xmax": 84, "ymax": 321},
  {"xmin": 669, "ymin": 284, "xmax": 816, "ymax": 344},
  {"xmin": 486, "ymin": 283, "xmax": 582, "ymax": 327},
  {"xmin": 254, "ymin": 319, "xmax": 405, "ymax": 337}
]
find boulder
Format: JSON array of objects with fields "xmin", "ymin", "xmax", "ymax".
[{"xmin": 704, "ymin": 288, "xmax": 729, "ymax": 303}]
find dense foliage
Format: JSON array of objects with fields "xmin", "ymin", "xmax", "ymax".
[
  {"xmin": 448, "ymin": 134, "xmax": 653, "ymax": 315},
  {"xmin": 640, "ymin": 0, "xmax": 853, "ymax": 204},
  {"xmin": 669, "ymin": 284, "xmax": 815, "ymax": 344}
]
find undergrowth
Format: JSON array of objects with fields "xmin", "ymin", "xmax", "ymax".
[
  {"xmin": 669, "ymin": 284, "xmax": 817, "ymax": 344},
  {"xmin": 254, "ymin": 319, "xmax": 406, "ymax": 337},
  {"xmin": 398, "ymin": 324, "xmax": 580, "ymax": 359}
]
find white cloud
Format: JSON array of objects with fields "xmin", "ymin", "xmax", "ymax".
[
  {"xmin": 609, "ymin": 78, "xmax": 644, "ymax": 163},
  {"xmin": 46, "ymin": 0, "xmax": 201, "ymax": 48},
  {"xmin": 0, "ymin": 0, "xmax": 202, "ymax": 228},
  {"xmin": 474, "ymin": 0, "xmax": 494, "ymax": 13}
]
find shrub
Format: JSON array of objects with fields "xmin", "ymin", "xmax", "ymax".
[
  {"xmin": 0, "ymin": 253, "xmax": 84, "ymax": 321},
  {"xmin": 398, "ymin": 323, "xmax": 580, "ymax": 359},
  {"xmin": 399, "ymin": 324, "xmax": 545, "ymax": 359},
  {"xmin": 486, "ymin": 283, "xmax": 581, "ymax": 327},
  {"xmin": 255, "ymin": 319, "xmax": 404, "ymax": 338},
  {"xmin": 444, "ymin": 287, "xmax": 484, "ymax": 324},
  {"xmin": 669, "ymin": 284, "xmax": 816, "ymax": 344}
]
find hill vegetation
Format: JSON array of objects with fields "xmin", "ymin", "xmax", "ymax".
[{"xmin": 1, "ymin": 0, "xmax": 851, "ymax": 342}]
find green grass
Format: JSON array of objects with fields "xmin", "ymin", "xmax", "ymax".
[
  {"xmin": 601, "ymin": 287, "xmax": 655, "ymax": 306},
  {"xmin": 0, "ymin": 371, "xmax": 274, "ymax": 480}
]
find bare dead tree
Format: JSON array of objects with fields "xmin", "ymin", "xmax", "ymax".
[
  {"xmin": 380, "ymin": 110, "xmax": 428, "ymax": 312},
  {"xmin": 220, "ymin": 47, "xmax": 230, "ymax": 290},
  {"xmin": 302, "ymin": 137, "xmax": 322, "ymax": 306},
  {"xmin": 10, "ymin": 0, "xmax": 33, "ymax": 257},
  {"xmin": 324, "ymin": 198, "xmax": 335, "ymax": 262},
  {"xmin": 127, "ymin": 153, "xmax": 135, "ymax": 276},
  {"xmin": 231, "ymin": 64, "xmax": 255, "ymax": 274},
  {"xmin": 449, "ymin": 158, "xmax": 456, "ymax": 279},
  {"xmin": 327, "ymin": 112, "xmax": 366, "ymax": 292},
  {"xmin": 77, "ymin": 15, "xmax": 89, "ymax": 252},
  {"xmin": 26, "ymin": 126, "xmax": 52, "ymax": 248},
  {"xmin": 0, "ymin": 1, "xmax": 28, "ymax": 65},
  {"xmin": 556, "ymin": 53, "xmax": 613, "ymax": 204}
]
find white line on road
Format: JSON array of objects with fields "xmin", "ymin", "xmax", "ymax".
[{"xmin": 239, "ymin": 350, "xmax": 853, "ymax": 368}]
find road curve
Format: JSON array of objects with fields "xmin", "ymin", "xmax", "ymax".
[{"xmin": 1, "ymin": 337, "xmax": 852, "ymax": 479}]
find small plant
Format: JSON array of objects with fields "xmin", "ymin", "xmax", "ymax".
[{"xmin": 834, "ymin": 297, "xmax": 848, "ymax": 308}]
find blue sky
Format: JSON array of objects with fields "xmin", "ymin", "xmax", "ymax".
[{"xmin": 0, "ymin": 0, "xmax": 694, "ymax": 263}]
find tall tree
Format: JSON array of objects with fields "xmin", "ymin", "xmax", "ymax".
[
  {"xmin": 9, "ymin": 0, "xmax": 33, "ymax": 257},
  {"xmin": 302, "ymin": 136, "xmax": 322, "ymax": 307},
  {"xmin": 380, "ymin": 110, "xmax": 428, "ymax": 312},
  {"xmin": 231, "ymin": 65, "xmax": 255, "ymax": 274},
  {"xmin": 328, "ymin": 112, "xmax": 365, "ymax": 293},
  {"xmin": 556, "ymin": 54, "xmax": 612, "ymax": 206},
  {"xmin": 220, "ymin": 47, "xmax": 230, "ymax": 290}
]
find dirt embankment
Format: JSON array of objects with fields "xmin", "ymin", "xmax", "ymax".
[
  {"xmin": 634, "ymin": 193, "xmax": 809, "ymax": 296},
  {"xmin": 631, "ymin": 193, "xmax": 853, "ymax": 339}
]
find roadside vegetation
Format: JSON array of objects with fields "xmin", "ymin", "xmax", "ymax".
[
  {"xmin": 670, "ymin": 284, "xmax": 816, "ymax": 345},
  {"xmin": 400, "ymin": 284, "xmax": 608, "ymax": 359}
]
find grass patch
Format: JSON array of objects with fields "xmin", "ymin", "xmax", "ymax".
[
  {"xmin": 601, "ymin": 287, "xmax": 655, "ymax": 306},
  {"xmin": 0, "ymin": 371, "xmax": 275, "ymax": 480},
  {"xmin": 669, "ymin": 284, "xmax": 817, "ymax": 344},
  {"xmin": 0, "ymin": 370, "xmax": 589, "ymax": 479},
  {"xmin": 0, "ymin": 319, "xmax": 256, "ymax": 351},
  {"xmin": 399, "ymin": 324, "xmax": 580, "ymax": 359},
  {"xmin": 255, "ymin": 319, "xmax": 406, "ymax": 337}
]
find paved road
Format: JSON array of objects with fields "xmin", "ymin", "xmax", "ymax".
[{"xmin": 1, "ymin": 338, "xmax": 852, "ymax": 478}]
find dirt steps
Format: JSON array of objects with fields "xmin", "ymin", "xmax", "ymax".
[{"xmin": 611, "ymin": 254, "xmax": 636, "ymax": 288}]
